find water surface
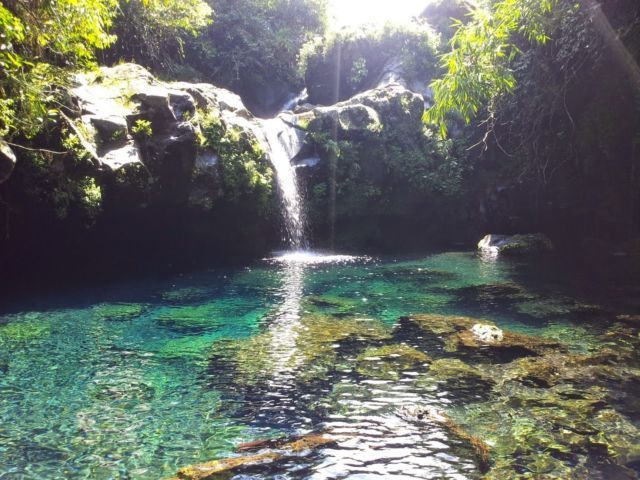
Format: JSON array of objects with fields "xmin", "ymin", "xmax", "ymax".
[{"xmin": 0, "ymin": 251, "xmax": 638, "ymax": 479}]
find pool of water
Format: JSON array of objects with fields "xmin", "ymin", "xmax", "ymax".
[{"xmin": 1, "ymin": 251, "xmax": 639, "ymax": 479}]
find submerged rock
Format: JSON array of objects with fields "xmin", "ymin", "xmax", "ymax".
[
  {"xmin": 428, "ymin": 358, "xmax": 487, "ymax": 382},
  {"xmin": 211, "ymin": 313, "xmax": 392, "ymax": 386},
  {"xmin": 515, "ymin": 296, "xmax": 602, "ymax": 318},
  {"xmin": 397, "ymin": 405, "xmax": 491, "ymax": 474},
  {"xmin": 478, "ymin": 233, "xmax": 554, "ymax": 255},
  {"xmin": 0, "ymin": 314, "xmax": 50, "ymax": 343},
  {"xmin": 405, "ymin": 313, "xmax": 564, "ymax": 359},
  {"xmin": 91, "ymin": 302, "xmax": 147, "ymax": 322},
  {"xmin": 355, "ymin": 343, "xmax": 431, "ymax": 380}
]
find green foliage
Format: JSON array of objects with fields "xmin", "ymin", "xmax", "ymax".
[
  {"xmin": 421, "ymin": 0, "xmax": 472, "ymax": 43},
  {"xmin": 10, "ymin": 150, "xmax": 103, "ymax": 223},
  {"xmin": 425, "ymin": 0, "xmax": 556, "ymax": 136},
  {"xmin": 131, "ymin": 119, "xmax": 153, "ymax": 140},
  {"xmin": 199, "ymin": 112, "xmax": 273, "ymax": 211},
  {"xmin": 184, "ymin": 0, "xmax": 326, "ymax": 110},
  {"xmin": 300, "ymin": 22, "xmax": 439, "ymax": 104},
  {"xmin": 0, "ymin": 0, "xmax": 211, "ymax": 142},
  {"xmin": 106, "ymin": 0, "xmax": 212, "ymax": 72},
  {"xmin": 0, "ymin": 0, "xmax": 120, "ymax": 139}
]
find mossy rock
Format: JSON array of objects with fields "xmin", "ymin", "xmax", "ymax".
[
  {"xmin": 295, "ymin": 314, "xmax": 391, "ymax": 359},
  {"xmin": 155, "ymin": 304, "xmax": 222, "ymax": 333},
  {"xmin": 405, "ymin": 313, "xmax": 564, "ymax": 360},
  {"xmin": 428, "ymin": 358, "xmax": 487, "ymax": 382},
  {"xmin": 356, "ymin": 343, "xmax": 431, "ymax": 380},
  {"xmin": 154, "ymin": 335, "xmax": 217, "ymax": 361},
  {"xmin": 454, "ymin": 282, "xmax": 538, "ymax": 303},
  {"xmin": 0, "ymin": 320, "xmax": 50, "ymax": 343},
  {"xmin": 515, "ymin": 297, "xmax": 601, "ymax": 319},
  {"xmin": 161, "ymin": 287, "xmax": 211, "ymax": 303},
  {"xmin": 92, "ymin": 302, "xmax": 147, "ymax": 322},
  {"xmin": 302, "ymin": 295, "xmax": 360, "ymax": 316},
  {"xmin": 212, "ymin": 314, "xmax": 392, "ymax": 386}
]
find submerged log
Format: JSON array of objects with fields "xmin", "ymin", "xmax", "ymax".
[
  {"xmin": 397, "ymin": 405, "xmax": 491, "ymax": 474},
  {"xmin": 237, "ymin": 432, "xmax": 335, "ymax": 452},
  {"xmin": 174, "ymin": 432, "xmax": 335, "ymax": 480}
]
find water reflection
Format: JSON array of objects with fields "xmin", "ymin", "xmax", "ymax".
[
  {"xmin": 265, "ymin": 259, "xmax": 306, "ymax": 380},
  {"xmin": 247, "ymin": 252, "xmax": 481, "ymax": 479}
]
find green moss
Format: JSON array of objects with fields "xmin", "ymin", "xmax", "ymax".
[
  {"xmin": 154, "ymin": 335, "xmax": 217, "ymax": 361},
  {"xmin": 0, "ymin": 320, "xmax": 50, "ymax": 343},
  {"xmin": 91, "ymin": 302, "xmax": 146, "ymax": 322},
  {"xmin": 428, "ymin": 358, "xmax": 486, "ymax": 382},
  {"xmin": 302, "ymin": 295, "xmax": 360, "ymax": 316},
  {"xmin": 516, "ymin": 297, "xmax": 601, "ymax": 318},
  {"xmin": 155, "ymin": 304, "xmax": 222, "ymax": 333}
]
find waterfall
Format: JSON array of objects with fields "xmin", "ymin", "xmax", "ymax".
[{"xmin": 260, "ymin": 117, "xmax": 307, "ymax": 250}]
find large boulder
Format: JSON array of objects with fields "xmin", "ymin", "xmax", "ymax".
[
  {"xmin": 0, "ymin": 139, "xmax": 16, "ymax": 184},
  {"xmin": 477, "ymin": 233, "xmax": 555, "ymax": 256}
]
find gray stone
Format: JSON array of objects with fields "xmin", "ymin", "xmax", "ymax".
[
  {"xmin": 101, "ymin": 143, "xmax": 143, "ymax": 171},
  {"xmin": 90, "ymin": 115, "xmax": 128, "ymax": 140}
]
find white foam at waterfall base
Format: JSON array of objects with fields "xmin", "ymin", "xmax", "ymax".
[
  {"xmin": 268, "ymin": 250, "xmax": 369, "ymax": 265},
  {"xmin": 260, "ymin": 117, "xmax": 307, "ymax": 249}
]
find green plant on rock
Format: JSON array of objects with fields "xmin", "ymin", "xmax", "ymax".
[
  {"xmin": 199, "ymin": 111, "xmax": 274, "ymax": 212},
  {"xmin": 131, "ymin": 119, "xmax": 153, "ymax": 140},
  {"xmin": 78, "ymin": 177, "xmax": 103, "ymax": 219}
]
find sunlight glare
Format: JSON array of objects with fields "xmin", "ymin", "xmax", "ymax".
[{"xmin": 328, "ymin": 0, "xmax": 428, "ymax": 28}]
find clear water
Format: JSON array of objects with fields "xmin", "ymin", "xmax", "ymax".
[{"xmin": 0, "ymin": 251, "xmax": 638, "ymax": 479}]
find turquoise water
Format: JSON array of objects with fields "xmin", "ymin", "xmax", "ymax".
[{"xmin": 0, "ymin": 251, "xmax": 638, "ymax": 479}]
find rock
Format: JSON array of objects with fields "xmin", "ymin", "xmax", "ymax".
[
  {"xmin": 0, "ymin": 139, "xmax": 16, "ymax": 184},
  {"xmin": 616, "ymin": 314, "xmax": 640, "ymax": 325},
  {"xmin": 89, "ymin": 114, "xmax": 128, "ymax": 140},
  {"xmin": 470, "ymin": 323, "xmax": 503, "ymax": 343},
  {"xmin": 397, "ymin": 405, "xmax": 491, "ymax": 473},
  {"xmin": 405, "ymin": 313, "xmax": 565, "ymax": 359},
  {"xmin": 91, "ymin": 303, "xmax": 146, "ymax": 322},
  {"xmin": 134, "ymin": 86, "xmax": 171, "ymax": 110},
  {"xmin": 209, "ymin": 313, "xmax": 392, "ymax": 387},
  {"xmin": 356, "ymin": 343, "xmax": 431, "ymax": 379},
  {"xmin": 515, "ymin": 296, "xmax": 602, "ymax": 318},
  {"xmin": 428, "ymin": 358, "xmax": 487, "ymax": 382},
  {"xmin": 307, "ymin": 83, "xmax": 422, "ymax": 136},
  {"xmin": 100, "ymin": 143, "xmax": 142, "ymax": 171},
  {"xmin": 168, "ymin": 90, "xmax": 196, "ymax": 120},
  {"xmin": 477, "ymin": 233, "xmax": 554, "ymax": 255}
]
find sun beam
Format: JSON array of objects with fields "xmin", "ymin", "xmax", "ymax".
[{"xmin": 328, "ymin": 0, "xmax": 428, "ymax": 28}]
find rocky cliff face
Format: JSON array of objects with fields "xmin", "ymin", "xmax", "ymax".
[
  {"xmin": 0, "ymin": 62, "xmax": 475, "ymax": 286},
  {"xmin": 290, "ymin": 82, "xmax": 475, "ymax": 251},
  {"xmin": 0, "ymin": 64, "xmax": 283, "ymax": 285}
]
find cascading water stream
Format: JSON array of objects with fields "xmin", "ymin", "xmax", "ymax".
[{"xmin": 260, "ymin": 117, "xmax": 308, "ymax": 251}]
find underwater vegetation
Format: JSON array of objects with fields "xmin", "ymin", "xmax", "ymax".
[{"xmin": 0, "ymin": 252, "xmax": 639, "ymax": 479}]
